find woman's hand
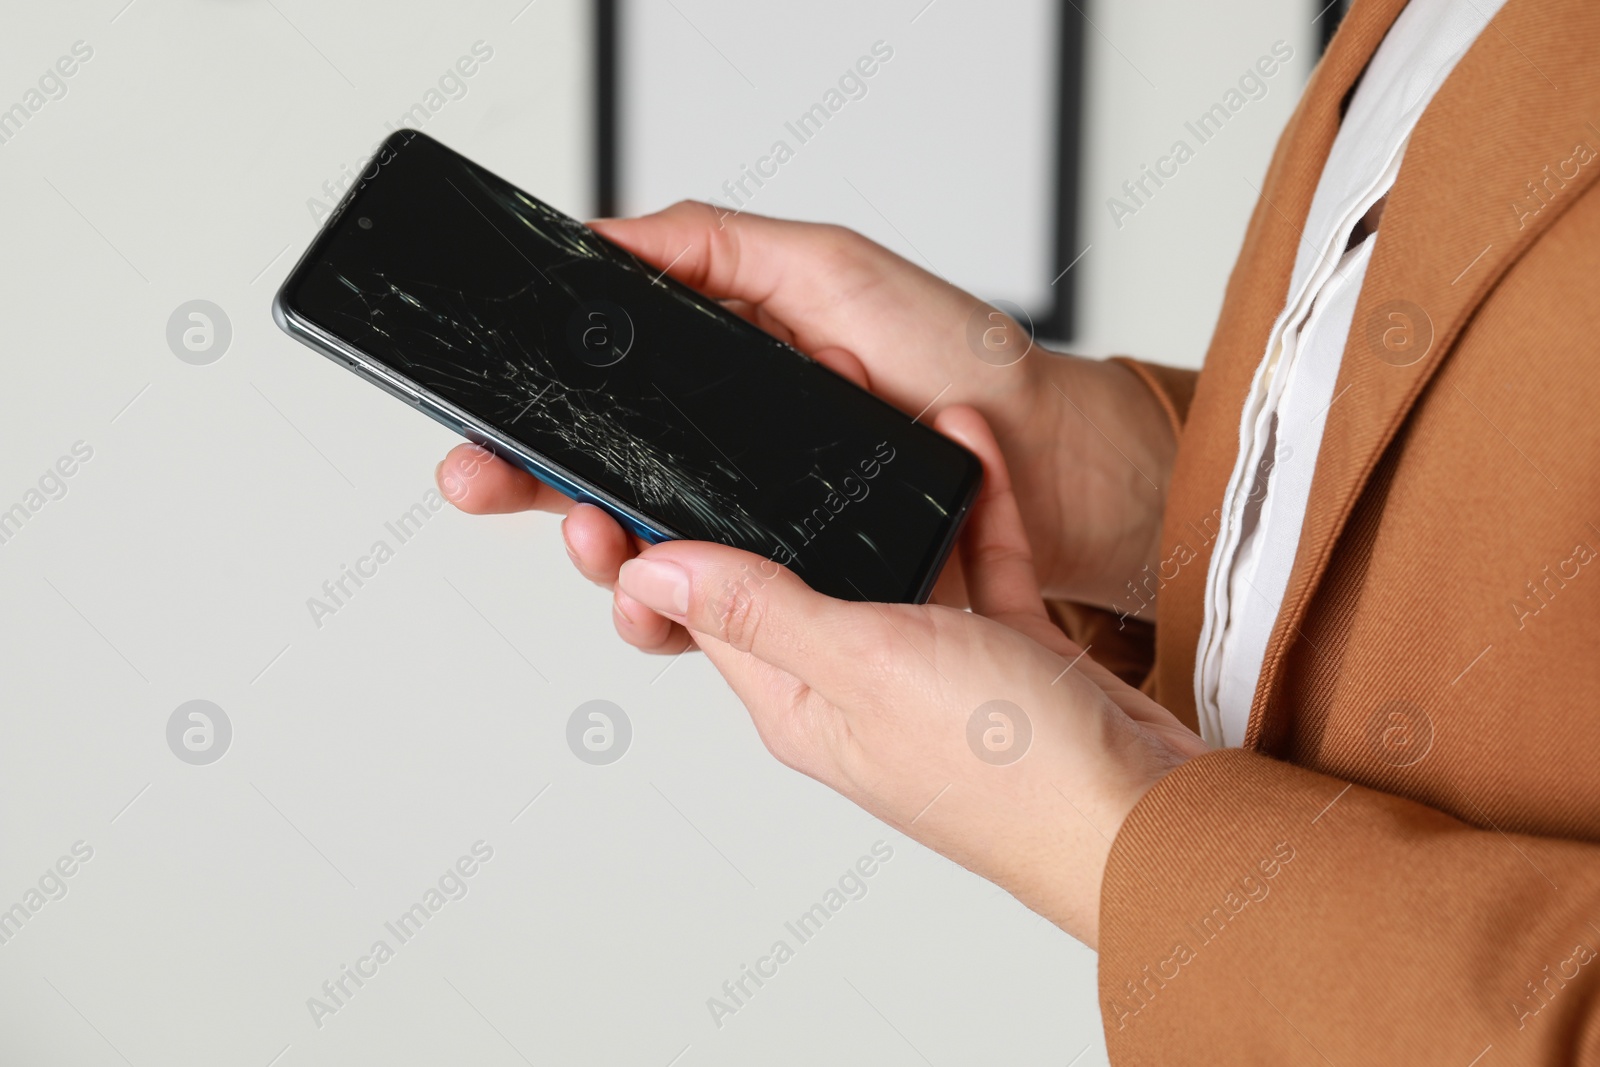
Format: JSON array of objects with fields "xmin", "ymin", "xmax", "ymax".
[
  {"xmin": 605, "ymin": 406, "xmax": 1208, "ymax": 945},
  {"xmin": 437, "ymin": 202, "xmax": 1179, "ymax": 631}
]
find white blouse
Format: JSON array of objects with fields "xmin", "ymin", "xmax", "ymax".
[{"xmin": 1194, "ymin": 0, "xmax": 1510, "ymax": 747}]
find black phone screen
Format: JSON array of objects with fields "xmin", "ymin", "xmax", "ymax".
[{"xmin": 277, "ymin": 131, "xmax": 981, "ymax": 603}]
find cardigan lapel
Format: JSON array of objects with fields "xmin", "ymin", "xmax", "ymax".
[
  {"xmin": 1153, "ymin": 0, "xmax": 1413, "ymax": 730},
  {"xmin": 1246, "ymin": 0, "xmax": 1600, "ymax": 747}
]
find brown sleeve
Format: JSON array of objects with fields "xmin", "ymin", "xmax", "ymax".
[
  {"xmin": 1098, "ymin": 749, "xmax": 1600, "ymax": 1064},
  {"xmin": 1109, "ymin": 356, "xmax": 1198, "ymax": 437},
  {"xmin": 1044, "ymin": 358, "xmax": 1200, "ymax": 688},
  {"xmin": 1044, "ymin": 600, "xmax": 1157, "ymax": 689}
]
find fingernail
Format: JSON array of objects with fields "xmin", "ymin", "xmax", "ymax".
[{"xmin": 617, "ymin": 559, "xmax": 689, "ymax": 616}]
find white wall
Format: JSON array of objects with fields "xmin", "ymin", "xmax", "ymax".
[
  {"xmin": 0, "ymin": 2, "xmax": 1310, "ymax": 1065},
  {"xmin": 620, "ymin": 0, "xmax": 1060, "ymax": 313},
  {"xmin": 1076, "ymin": 0, "xmax": 1314, "ymax": 367}
]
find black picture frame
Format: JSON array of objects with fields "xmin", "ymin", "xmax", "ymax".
[
  {"xmin": 593, "ymin": 0, "xmax": 1086, "ymax": 342},
  {"xmin": 1317, "ymin": 0, "xmax": 1352, "ymax": 54},
  {"xmin": 595, "ymin": 0, "xmax": 620, "ymax": 219},
  {"xmin": 1041, "ymin": 4, "xmax": 1087, "ymax": 342}
]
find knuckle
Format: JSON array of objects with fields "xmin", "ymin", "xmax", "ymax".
[
  {"xmin": 755, "ymin": 692, "xmax": 809, "ymax": 769},
  {"xmin": 758, "ymin": 683, "xmax": 840, "ymax": 778},
  {"xmin": 708, "ymin": 217, "xmax": 744, "ymax": 281},
  {"xmin": 853, "ymin": 617, "xmax": 911, "ymax": 680},
  {"xmin": 969, "ymin": 539, "xmax": 1032, "ymax": 573},
  {"xmin": 713, "ymin": 577, "xmax": 768, "ymax": 654},
  {"xmin": 813, "ymin": 223, "xmax": 863, "ymax": 262},
  {"xmin": 667, "ymin": 197, "xmax": 709, "ymax": 218},
  {"xmin": 808, "ymin": 224, "xmax": 885, "ymax": 291}
]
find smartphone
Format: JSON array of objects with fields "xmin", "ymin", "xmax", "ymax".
[{"xmin": 273, "ymin": 130, "xmax": 982, "ymax": 603}]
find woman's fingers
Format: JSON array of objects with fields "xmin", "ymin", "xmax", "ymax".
[
  {"xmin": 689, "ymin": 630, "xmax": 846, "ymax": 776},
  {"xmin": 434, "ymin": 452, "xmax": 693, "ymax": 655},
  {"xmin": 613, "ymin": 540, "xmax": 890, "ymax": 709},
  {"xmin": 560, "ymin": 504, "xmax": 633, "ymax": 586},
  {"xmin": 716, "ymin": 297, "xmax": 871, "ymax": 391},
  {"xmin": 593, "ymin": 206, "xmax": 1041, "ymax": 447},
  {"xmin": 934, "ymin": 406, "xmax": 1051, "ymax": 627},
  {"xmin": 589, "ymin": 203, "xmax": 825, "ymax": 322},
  {"xmin": 927, "ymin": 550, "xmax": 970, "ymax": 608},
  {"xmin": 613, "ymin": 588, "xmax": 693, "ymax": 655},
  {"xmin": 719, "ymin": 298, "xmax": 797, "ymax": 345},
  {"xmin": 558, "ymin": 504, "xmax": 695, "ymax": 655},
  {"xmin": 806, "ymin": 345, "xmax": 871, "ymax": 391},
  {"xmin": 933, "ymin": 406, "xmax": 1182, "ymax": 711},
  {"xmin": 437, "ymin": 444, "xmax": 566, "ymax": 515}
]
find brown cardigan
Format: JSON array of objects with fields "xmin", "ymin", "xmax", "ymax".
[{"xmin": 1089, "ymin": 0, "xmax": 1600, "ymax": 1061}]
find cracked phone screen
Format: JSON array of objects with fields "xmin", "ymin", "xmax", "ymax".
[{"xmin": 279, "ymin": 131, "xmax": 981, "ymax": 603}]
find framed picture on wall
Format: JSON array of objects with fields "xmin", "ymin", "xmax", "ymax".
[{"xmin": 593, "ymin": 0, "xmax": 1086, "ymax": 341}]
